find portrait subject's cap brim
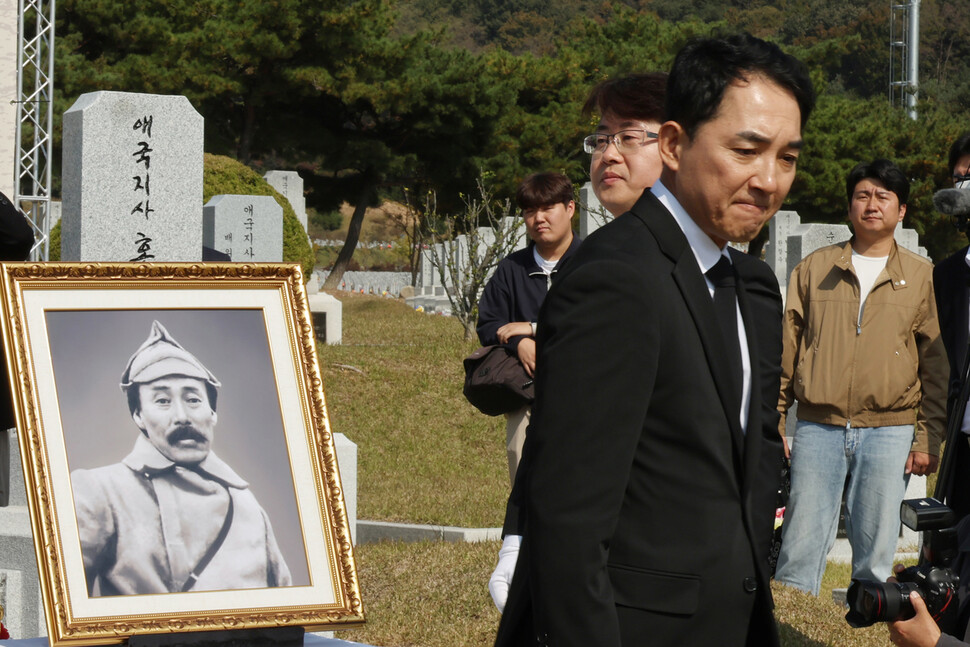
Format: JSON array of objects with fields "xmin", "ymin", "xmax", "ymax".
[{"xmin": 120, "ymin": 320, "xmax": 221, "ymax": 391}]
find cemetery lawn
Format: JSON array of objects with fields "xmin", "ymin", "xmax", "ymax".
[
  {"xmin": 321, "ymin": 292, "xmax": 916, "ymax": 646},
  {"xmin": 317, "ymin": 292, "xmax": 507, "ymax": 527},
  {"xmin": 340, "ymin": 539, "xmax": 905, "ymax": 647}
]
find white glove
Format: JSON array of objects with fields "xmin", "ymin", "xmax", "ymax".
[{"xmin": 488, "ymin": 534, "xmax": 522, "ymax": 612}]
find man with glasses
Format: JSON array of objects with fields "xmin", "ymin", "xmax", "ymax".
[
  {"xmin": 488, "ymin": 72, "xmax": 667, "ymax": 611},
  {"xmin": 494, "ymin": 33, "xmax": 813, "ymax": 647},
  {"xmin": 582, "ymin": 72, "xmax": 666, "ymax": 219}
]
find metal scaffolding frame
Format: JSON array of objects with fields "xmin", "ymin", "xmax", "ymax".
[
  {"xmin": 890, "ymin": 0, "xmax": 920, "ymax": 121},
  {"xmin": 15, "ymin": 0, "xmax": 55, "ymax": 261}
]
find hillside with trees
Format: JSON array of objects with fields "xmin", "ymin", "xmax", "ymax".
[{"xmin": 51, "ymin": 0, "xmax": 970, "ymax": 268}]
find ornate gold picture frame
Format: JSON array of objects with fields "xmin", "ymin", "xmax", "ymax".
[{"xmin": 0, "ymin": 263, "xmax": 363, "ymax": 645}]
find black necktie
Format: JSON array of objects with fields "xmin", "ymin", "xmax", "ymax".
[{"xmin": 707, "ymin": 256, "xmax": 743, "ymax": 407}]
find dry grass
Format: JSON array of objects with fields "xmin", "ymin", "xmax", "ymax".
[
  {"xmin": 338, "ymin": 540, "xmax": 500, "ymax": 647},
  {"xmin": 317, "ymin": 292, "xmax": 508, "ymax": 527},
  {"xmin": 338, "ymin": 540, "xmax": 909, "ymax": 647},
  {"xmin": 320, "ymin": 292, "xmax": 925, "ymax": 646}
]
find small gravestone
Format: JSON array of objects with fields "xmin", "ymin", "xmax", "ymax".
[
  {"xmin": 61, "ymin": 91, "xmax": 203, "ymax": 262},
  {"xmin": 264, "ymin": 171, "xmax": 307, "ymax": 232},
  {"xmin": 203, "ymin": 195, "xmax": 283, "ymax": 262},
  {"xmin": 579, "ymin": 181, "xmax": 610, "ymax": 238}
]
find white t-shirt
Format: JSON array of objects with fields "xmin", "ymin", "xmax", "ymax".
[
  {"xmin": 533, "ymin": 246, "xmax": 558, "ymax": 275},
  {"xmin": 852, "ymin": 251, "xmax": 888, "ymax": 324}
]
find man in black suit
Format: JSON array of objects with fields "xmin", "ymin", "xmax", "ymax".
[
  {"xmin": 930, "ymin": 133, "xmax": 970, "ymax": 518},
  {"xmin": 494, "ymin": 33, "xmax": 814, "ymax": 647}
]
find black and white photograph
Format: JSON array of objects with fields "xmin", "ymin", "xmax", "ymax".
[
  {"xmin": 0, "ymin": 263, "xmax": 362, "ymax": 646},
  {"xmin": 48, "ymin": 309, "xmax": 310, "ymax": 596}
]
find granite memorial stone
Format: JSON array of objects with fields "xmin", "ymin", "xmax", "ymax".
[
  {"xmin": 61, "ymin": 92, "xmax": 203, "ymax": 262},
  {"xmin": 203, "ymin": 194, "xmax": 283, "ymax": 262},
  {"xmin": 264, "ymin": 171, "xmax": 307, "ymax": 232}
]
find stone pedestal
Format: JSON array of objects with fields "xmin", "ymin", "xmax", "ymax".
[
  {"xmin": 333, "ymin": 433, "xmax": 357, "ymax": 545},
  {"xmin": 308, "ymin": 293, "xmax": 342, "ymax": 345},
  {"xmin": 128, "ymin": 626, "xmax": 304, "ymax": 646},
  {"xmin": 0, "ymin": 430, "xmax": 46, "ymax": 640}
]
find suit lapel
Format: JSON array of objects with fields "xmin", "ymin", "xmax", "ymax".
[
  {"xmin": 735, "ymin": 269, "xmax": 762, "ymax": 494},
  {"xmin": 959, "ymin": 259, "xmax": 970, "ymax": 364},
  {"xmin": 632, "ymin": 193, "xmax": 746, "ymax": 462}
]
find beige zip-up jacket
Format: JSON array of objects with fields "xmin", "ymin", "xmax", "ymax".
[{"xmin": 778, "ymin": 239, "xmax": 947, "ymax": 456}]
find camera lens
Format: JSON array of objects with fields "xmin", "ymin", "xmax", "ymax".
[{"xmin": 845, "ymin": 580, "xmax": 915, "ymax": 628}]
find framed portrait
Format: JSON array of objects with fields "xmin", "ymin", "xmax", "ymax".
[{"xmin": 0, "ymin": 263, "xmax": 363, "ymax": 645}]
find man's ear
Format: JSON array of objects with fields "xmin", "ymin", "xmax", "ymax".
[
  {"xmin": 132, "ymin": 409, "xmax": 145, "ymax": 432},
  {"xmin": 898, "ymin": 203, "xmax": 907, "ymax": 222},
  {"xmin": 657, "ymin": 121, "xmax": 687, "ymax": 173}
]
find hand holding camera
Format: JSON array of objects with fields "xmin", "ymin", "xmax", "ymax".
[{"xmin": 886, "ymin": 567, "xmax": 944, "ymax": 647}]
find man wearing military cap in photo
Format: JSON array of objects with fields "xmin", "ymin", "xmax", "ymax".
[{"xmin": 71, "ymin": 320, "xmax": 291, "ymax": 596}]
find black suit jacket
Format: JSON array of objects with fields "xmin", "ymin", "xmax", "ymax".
[
  {"xmin": 0, "ymin": 192, "xmax": 35, "ymax": 430},
  {"xmin": 935, "ymin": 247, "xmax": 970, "ymax": 415},
  {"xmin": 495, "ymin": 191, "xmax": 784, "ymax": 647},
  {"xmin": 933, "ymin": 246, "xmax": 970, "ymax": 517}
]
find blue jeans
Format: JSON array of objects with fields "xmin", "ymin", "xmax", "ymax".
[{"xmin": 774, "ymin": 420, "xmax": 913, "ymax": 596}]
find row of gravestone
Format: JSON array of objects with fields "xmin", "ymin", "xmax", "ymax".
[
  {"xmin": 411, "ymin": 182, "xmax": 933, "ymax": 313},
  {"xmin": 578, "ymin": 183, "xmax": 931, "ymax": 292},
  {"xmin": 408, "ymin": 217, "xmax": 528, "ymax": 313},
  {"xmin": 316, "ymin": 270, "xmax": 412, "ymax": 298}
]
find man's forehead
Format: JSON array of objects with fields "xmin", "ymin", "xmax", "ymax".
[
  {"xmin": 853, "ymin": 178, "xmax": 891, "ymax": 193},
  {"xmin": 596, "ymin": 116, "xmax": 649, "ymax": 131},
  {"xmin": 696, "ymin": 77, "xmax": 803, "ymax": 143}
]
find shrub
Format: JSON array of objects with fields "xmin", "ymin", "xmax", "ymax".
[{"xmin": 310, "ymin": 208, "xmax": 343, "ymax": 231}]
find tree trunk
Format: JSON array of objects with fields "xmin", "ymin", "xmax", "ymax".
[{"xmin": 323, "ymin": 177, "xmax": 374, "ymax": 290}]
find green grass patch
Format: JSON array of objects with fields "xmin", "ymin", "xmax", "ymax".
[{"xmin": 318, "ymin": 292, "xmax": 508, "ymax": 527}]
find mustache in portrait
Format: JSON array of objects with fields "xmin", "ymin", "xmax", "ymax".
[{"xmin": 167, "ymin": 425, "xmax": 208, "ymax": 444}]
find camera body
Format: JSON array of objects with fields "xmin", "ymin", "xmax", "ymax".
[
  {"xmin": 845, "ymin": 563, "xmax": 959, "ymax": 628},
  {"xmin": 844, "ymin": 498, "xmax": 961, "ymax": 629}
]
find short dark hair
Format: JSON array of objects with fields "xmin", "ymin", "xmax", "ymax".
[
  {"xmin": 845, "ymin": 159, "xmax": 910, "ymax": 205},
  {"xmin": 516, "ymin": 172, "xmax": 574, "ymax": 211},
  {"xmin": 948, "ymin": 132, "xmax": 970, "ymax": 177},
  {"xmin": 582, "ymin": 72, "xmax": 668, "ymax": 124},
  {"xmin": 127, "ymin": 378, "xmax": 219, "ymax": 416},
  {"xmin": 665, "ymin": 32, "xmax": 815, "ymax": 137}
]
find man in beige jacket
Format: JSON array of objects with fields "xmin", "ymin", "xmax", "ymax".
[{"xmin": 774, "ymin": 159, "xmax": 947, "ymax": 596}]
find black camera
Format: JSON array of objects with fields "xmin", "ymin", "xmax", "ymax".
[
  {"xmin": 844, "ymin": 497, "xmax": 960, "ymax": 628},
  {"xmin": 845, "ymin": 563, "xmax": 959, "ymax": 628}
]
